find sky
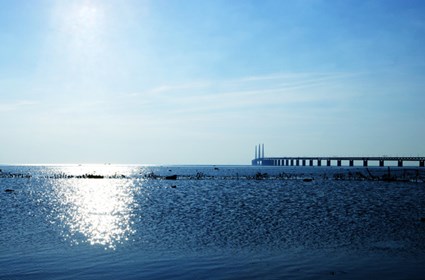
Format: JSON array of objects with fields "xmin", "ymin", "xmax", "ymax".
[{"xmin": 1, "ymin": 0, "xmax": 425, "ymax": 165}]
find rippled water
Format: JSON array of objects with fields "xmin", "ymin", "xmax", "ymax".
[{"xmin": 1, "ymin": 165, "xmax": 425, "ymax": 279}]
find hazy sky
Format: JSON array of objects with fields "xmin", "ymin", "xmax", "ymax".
[{"xmin": 1, "ymin": 0, "xmax": 425, "ymax": 164}]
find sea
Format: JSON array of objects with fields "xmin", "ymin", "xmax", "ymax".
[{"xmin": 1, "ymin": 164, "xmax": 425, "ymax": 279}]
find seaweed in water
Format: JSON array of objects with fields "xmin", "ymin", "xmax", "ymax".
[
  {"xmin": 195, "ymin": 172, "xmax": 205, "ymax": 179},
  {"xmin": 255, "ymin": 172, "xmax": 269, "ymax": 180},
  {"xmin": 144, "ymin": 172, "xmax": 159, "ymax": 179},
  {"xmin": 75, "ymin": 174, "xmax": 104, "ymax": 179}
]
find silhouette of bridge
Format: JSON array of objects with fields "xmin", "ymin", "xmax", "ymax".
[{"xmin": 252, "ymin": 144, "xmax": 425, "ymax": 167}]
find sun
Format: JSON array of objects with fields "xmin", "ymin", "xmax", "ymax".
[
  {"xmin": 48, "ymin": 0, "xmax": 108, "ymax": 79},
  {"xmin": 52, "ymin": 0, "xmax": 105, "ymax": 45},
  {"xmin": 75, "ymin": 2, "xmax": 101, "ymax": 29}
]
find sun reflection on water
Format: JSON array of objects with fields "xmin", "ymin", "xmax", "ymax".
[{"xmin": 52, "ymin": 174, "xmax": 137, "ymax": 249}]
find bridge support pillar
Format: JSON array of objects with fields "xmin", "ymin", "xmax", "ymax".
[
  {"xmin": 379, "ymin": 160, "xmax": 384, "ymax": 167},
  {"xmin": 296, "ymin": 159, "xmax": 299, "ymax": 166},
  {"xmin": 337, "ymin": 160, "xmax": 341, "ymax": 167},
  {"xmin": 309, "ymin": 160, "xmax": 313, "ymax": 166},
  {"xmin": 317, "ymin": 160, "xmax": 321, "ymax": 166},
  {"xmin": 398, "ymin": 160, "xmax": 403, "ymax": 167},
  {"xmin": 327, "ymin": 159, "xmax": 331, "ymax": 166},
  {"xmin": 349, "ymin": 160, "xmax": 354, "ymax": 167},
  {"xmin": 420, "ymin": 160, "xmax": 424, "ymax": 167},
  {"xmin": 363, "ymin": 160, "xmax": 368, "ymax": 167},
  {"xmin": 291, "ymin": 159, "xmax": 294, "ymax": 166},
  {"xmin": 302, "ymin": 159, "xmax": 306, "ymax": 166}
]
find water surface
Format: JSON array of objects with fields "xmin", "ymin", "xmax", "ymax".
[{"xmin": 1, "ymin": 165, "xmax": 425, "ymax": 279}]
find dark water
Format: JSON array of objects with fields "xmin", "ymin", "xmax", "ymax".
[{"xmin": 1, "ymin": 165, "xmax": 425, "ymax": 279}]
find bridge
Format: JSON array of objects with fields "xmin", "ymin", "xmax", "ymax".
[{"xmin": 252, "ymin": 144, "xmax": 425, "ymax": 167}]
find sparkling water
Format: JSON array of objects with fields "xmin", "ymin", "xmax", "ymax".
[{"xmin": 1, "ymin": 165, "xmax": 425, "ymax": 279}]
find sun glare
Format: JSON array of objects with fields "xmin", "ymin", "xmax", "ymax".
[{"xmin": 53, "ymin": 176, "xmax": 137, "ymax": 249}]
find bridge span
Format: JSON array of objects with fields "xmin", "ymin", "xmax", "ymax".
[{"xmin": 252, "ymin": 144, "xmax": 425, "ymax": 167}]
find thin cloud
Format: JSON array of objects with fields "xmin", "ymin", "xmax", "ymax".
[
  {"xmin": 122, "ymin": 71, "xmax": 363, "ymax": 116},
  {"xmin": 149, "ymin": 82, "xmax": 211, "ymax": 94},
  {"xmin": 0, "ymin": 100, "xmax": 39, "ymax": 112}
]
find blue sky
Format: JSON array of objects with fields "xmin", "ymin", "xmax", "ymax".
[{"xmin": 1, "ymin": 0, "xmax": 425, "ymax": 164}]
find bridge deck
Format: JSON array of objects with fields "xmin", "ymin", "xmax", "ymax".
[{"xmin": 252, "ymin": 156, "xmax": 425, "ymax": 167}]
